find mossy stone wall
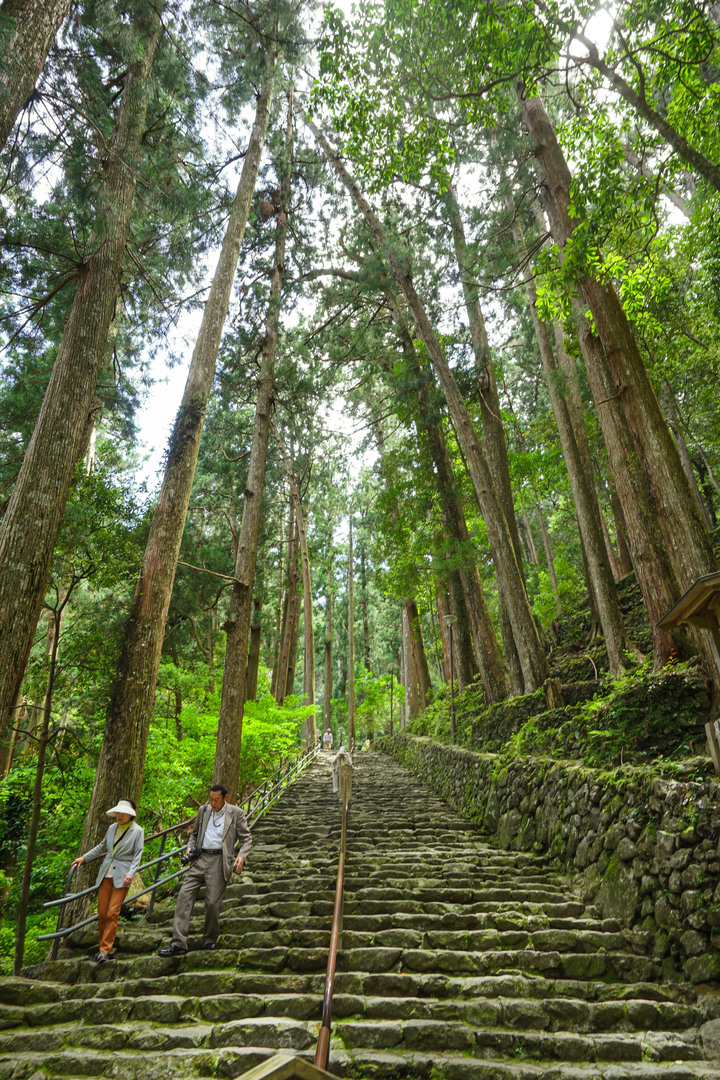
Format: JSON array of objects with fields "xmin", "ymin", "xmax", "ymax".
[{"xmin": 378, "ymin": 734, "xmax": 720, "ymax": 984}]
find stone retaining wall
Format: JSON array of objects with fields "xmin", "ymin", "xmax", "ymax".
[{"xmin": 378, "ymin": 734, "xmax": 720, "ymax": 984}]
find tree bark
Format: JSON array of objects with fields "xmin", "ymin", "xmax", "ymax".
[
  {"xmin": 271, "ymin": 510, "xmax": 287, "ymax": 698},
  {"xmin": 389, "ymin": 303, "xmax": 508, "ymax": 701},
  {"xmin": 212, "ymin": 94, "xmax": 290, "ymax": 795},
  {"xmin": 405, "ymin": 599, "xmax": 431, "ymax": 710},
  {"xmin": 0, "ymin": 17, "xmax": 160, "ymax": 744},
  {"xmin": 442, "ymin": 181, "xmax": 526, "ymax": 693},
  {"xmin": 0, "ymin": 0, "xmax": 73, "ymax": 154},
  {"xmin": 80, "ymin": 53, "xmax": 276, "ymax": 847},
  {"xmin": 275, "ymin": 516, "xmax": 299, "ymax": 705},
  {"xmin": 536, "ymin": 503, "xmax": 562, "ymax": 617},
  {"xmin": 507, "ymin": 191, "xmax": 630, "ymax": 672},
  {"xmin": 323, "ymin": 548, "xmax": 333, "ymax": 734},
  {"xmin": 347, "ymin": 517, "xmax": 355, "ymax": 749},
  {"xmin": 662, "ymin": 381, "xmax": 714, "ymax": 532},
  {"xmin": 274, "ymin": 429, "xmax": 316, "ymax": 746},
  {"xmin": 245, "ymin": 571, "xmax": 263, "ymax": 704},
  {"xmin": 306, "ymin": 117, "xmax": 547, "ymax": 693},
  {"xmin": 402, "ymin": 604, "xmax": 419, "ymax": 724},
  {"xmin": 520, "ymin": 88, "xmax": 719, "ymax": 677}
]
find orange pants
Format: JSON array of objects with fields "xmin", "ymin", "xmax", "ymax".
[{"xmin": 97, "ymin": 877, "xmax": 128, "ymax": 954}]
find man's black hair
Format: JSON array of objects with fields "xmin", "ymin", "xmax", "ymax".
[{"xmin": 210, "ymin": 784, "xmax": 228, "ymax": 797}]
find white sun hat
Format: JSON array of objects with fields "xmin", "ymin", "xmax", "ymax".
[{"xmin": 106, "ymin": 800, "xmax": 136, "ymax": 817}]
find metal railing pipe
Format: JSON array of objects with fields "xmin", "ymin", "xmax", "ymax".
[{"xmin": 314, "ymin": 765, "xmax": 351, "ymax": 1071}]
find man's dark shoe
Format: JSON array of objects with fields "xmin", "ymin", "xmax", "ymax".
[
  {"xmin": 202, "ymin": 941, "xmax": 217, "ymax": 951},
  {"xmin": 158, "ymin": 944, "xmax": 188, "ymax": 957}
]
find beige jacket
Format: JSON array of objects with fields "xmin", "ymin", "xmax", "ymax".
[{"xmin": 190, "ymin": 803, "xmax": 252, "ymax": 883}]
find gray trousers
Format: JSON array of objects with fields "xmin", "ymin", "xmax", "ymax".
[{"xmin": 171, "ymin": 853, "xmax": 227, "ymax": 948}]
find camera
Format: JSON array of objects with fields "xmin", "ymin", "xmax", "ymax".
[{"xmin": 180, "ymin": 847, "xmax": 200, "ymax": 866}]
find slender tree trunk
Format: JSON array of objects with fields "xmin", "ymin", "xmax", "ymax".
[
  {"xmin": 390, "ymin": 307, "xmax": 509, "ymax": 701},
  {"xmin": 285, "ymin": 576, "xmax": 301, "ymax": 700},
  {"xmin": 609, "ymin": 484, "xmax": 634, "ymax": 577},
  {"xmin": 0, "ymin": 0, "xmax": 73, "ymax": 154},
  {"xmin": 308, "ymin": 117, "xmax": 547, "ymax": 692},
  {"xmin": 405, "ymin": 599, "xmax": 431, "ymax": 710},
  {"xmin": 511, "ymin": 192, "xmax": 629, "ymax": 671},
  {"xmin": 347, "ymin": 518, "xmax": 355, "ymax": 749},
  {"xmin": 245, "ymin": 574, "xmax": 263, "ymax": 704},
  {"xmin": 271, "ymin": 511, "xmax": 287, "ymax": 698},
  {"xmin": 442, "ymin": 181, "xmax": 526, "ymax": 692},
  {"xmin": 78, "ymin": 56, "xmax": 276, "ymax": 840},
  {"xmin": 14, "ymin": 592, "xmax": 66, "ymax": 973},
  {"xmin": 662, "ymin": 381, "xmax": 714, "ymax": 532},
  {"xmin": 0, "ymin": 18, "xmax": 160, "ymax": 743},
  {"xmin": 323, "ymin": 549, "xmax": 333, "ymax": 734},
  {"xmin": 536, "ymin": 504, "xmax": 562, "ymax": 617},
  {"xmin": 599, "ymin": 504, "xmax": 622, "ymax": 582},
  {"xmin": 520, "ymin": 88, "xmax": 719, "ymax": 677},
  {"xmin": 212, "ymin": 95, "xmax": 290, "ymax": 796},
  {"xmin": 435, "ymin": 581, "xmax": 453, "ymax": 683},
  {"xmin": 276, "ymin": 517, "xmax": 299, "ymax": 705},
  {"xmin": 359, "ymin": 543, "xmax": 371, "ymax": 672},
  {"xmin": 274, "ymin": 427, "xmax": 316, "ymax": 745},
  {"xmin": 521, "ymin": 513, "xmax": 541, "ymax": 566},
  {"xmin": 402, "ymin": 605, "xmax": 419, "ymax": 722},
  {"xmin": 574, "ymin": 306, "xmax": 679, "ymax": 664}
]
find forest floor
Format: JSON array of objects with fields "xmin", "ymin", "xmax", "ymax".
[{"xmin": 411, "ymin": 531, "xmax": 720, "ymax": 775}]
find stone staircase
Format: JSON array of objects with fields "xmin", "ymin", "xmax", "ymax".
[{"xmin": 2, "ymin": 750, "xmax": 720, "ymax": 1079}]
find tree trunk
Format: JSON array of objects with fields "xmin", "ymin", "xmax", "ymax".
[
  {"xmin": 609, "ymin": 484, "xmax": 634, "ymax": 577},
  {"xmin": 536, "ymin": 503, "xmax": 562, "ymax": 617},
  {"xmin": 507, "ymin": 190, "xmax": 629, "ymax": 672},
  {"xmin": 271, "ymin": 510, "xmax": 287, "ymax": 698},
  {"xmin": 0, "ymin": 0, "xmax": 73, "ymax": 154},
  {"xmin": 79, "ymin": 55, "xmax": 276, "ymax": 848},
  {"xmin": 390, "ymin": 305, "xmax": 508, "ymax": 701},
  {"xmin": 285, "ymin": 573, "xmax": 301, "ymax": 699},
  {"xmin": 520, "ymin": 88, "xmax": 719, "ymax": 678},
  {"xmin": 435, "ymin": 579, "xmax": 452, "ymax": 683},
  {"xmin": 405, "ymin": 599, "xmax": 431, "ymax": 710},
  {"xmin": 442, "ymin": 181, "xmax": 526, "ymax": 693},
  {"xmin": 402, "ymin": 605, "xmax": 419, "ymax": 723},
  {"xmin": 245, "ymin": 575, "xmax": 263, "ymax": 704},
  {"xmin": 308, "ymin": 117, "xmax": 547, "ymax": 692},
  {"xmin": 598, "ymin": 503, "xmax": 622, "ymax": 582},
  {"xmin": 323, "ymin": 549, "xmax": 333, "ymax": 734},
  {"xmin": 574, "ymin": 305, "xmax": 679, "ymax": 664},
  {"xmin": 0, "ymin": 18, "xmax": 160, "ymax": 744},
  {"xmin": 521, "ymin": 513, "xmax": 541, "ymax": 566},
  {"xmin": 347, "ymin": 517, "xmax": 355, "ymax": 749},
  {"xmin": 662, "ymin": 381, "xmax": 714, "ymax": 532},
  {"xmin": 212, "ymin": 95, "xmax": 290, "ymax": 796},
  {"xmin": 276, "ymin": 516, "xmax": 299, "ymax": 705},
  {"xmin": 359, "ymin": 542, "xmax": 371, "ymax": 672},
  {"xmin": 274, "ymin": 427, "xmax": 316, "ymax": 746}
]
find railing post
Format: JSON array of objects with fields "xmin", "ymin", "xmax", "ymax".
[{"xmin": 147, "ymin": 832, "xmax": 166, "ymax": 918}]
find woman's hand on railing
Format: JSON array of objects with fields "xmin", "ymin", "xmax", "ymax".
[{"xmin": 70, "ymin": 856, "xmax": 85, "ymax": 870}]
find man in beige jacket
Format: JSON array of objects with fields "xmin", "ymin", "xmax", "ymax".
[{"xmin": 159, "ymin": 784, "xmax": 251, "ymax": 955}]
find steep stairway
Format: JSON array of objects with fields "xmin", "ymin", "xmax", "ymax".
[{"xmin": 2, "ymin": 750, "xmax": 720, "ymax": 1080}]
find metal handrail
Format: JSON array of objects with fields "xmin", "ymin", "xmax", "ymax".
[
  {"xmin": 38, "ymin": 741, "xmax": 320, "ymax": 958},
  {"xmin": 315, "ymin": 762, "xmax": 351, "ymax": 1071}
]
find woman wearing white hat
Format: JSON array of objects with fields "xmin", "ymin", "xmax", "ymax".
[{"xmin": 70, "ymin": 799, "xmax": 144, "ymax": 962}]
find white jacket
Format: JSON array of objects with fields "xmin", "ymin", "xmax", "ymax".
[{"xmin": 83, "ymin": 820, "xmax": 144, "ymax": 889}]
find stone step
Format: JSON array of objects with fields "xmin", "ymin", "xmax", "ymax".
[
  {"xmin": 324, "ymin": 1050, "xmax": 720, "ymax": 1080},
  {"xmin": 331, "ymin": 1016, "xmax": 704, "ymax": 1062}
]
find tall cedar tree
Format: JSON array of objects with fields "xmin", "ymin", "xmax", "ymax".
[
  {"xmin": 0, "ymin": 7, "xmax": 161, "ymax": 742},
  {"xmin": 80, "ymin": 45, "xmax": 277, "ymax": 850}
]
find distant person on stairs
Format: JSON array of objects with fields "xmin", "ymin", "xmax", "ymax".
[
  {"xmin": 158, "ymin": 784, "xmax": 252, "ymax": 956},
  {"xmin": 323, "ymin": 728, "xmax": 333, "ymax": 751},
  {"xmin": 70, "ymin": 798, "xmax": 144, "ymax": 963}
]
